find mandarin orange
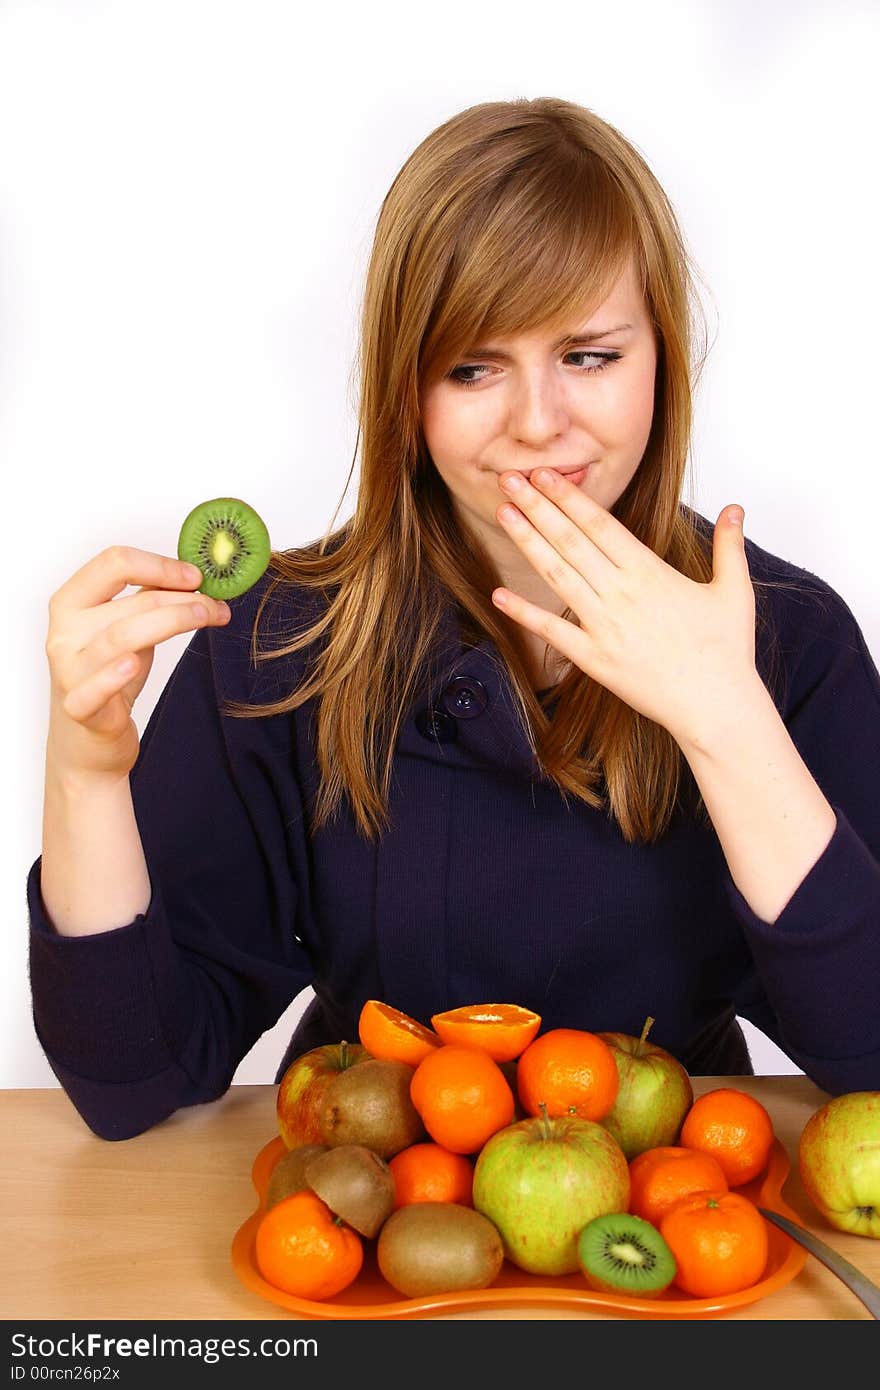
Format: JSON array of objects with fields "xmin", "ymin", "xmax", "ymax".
[
  {"xmin": 680, "ymin": 1088, "xmax": 775, "ymax": 1187},
  {"xmin": 255, "ymin": 1190, "xmax": 363, "ymax": 1299},
  {"xmin": 659, "ymin": 1189, "xmax": 769, "ymax": 1297},
  {"xmin": 628, "ymin": 1145, "xmax": 729, "ymax": 1225},
  {"xmin": 410, "ymin": 1044, "xmax": 516, "ymax": 1154},
  {"xmin": 388, "ymin": 1141, "xmax": 474, "ymax": 1208},
  {"xmin": 516, "ymin": 1027, "xmax": 619, "ymax": 1121}
]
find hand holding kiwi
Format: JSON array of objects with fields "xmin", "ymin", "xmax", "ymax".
[
  {"xmin": 44, "ymin": 499, "xmax": 270, "ymax": 786},
  {"xmin": 44, "ymin": 545, "xmax": 231, "ymax": 783}
]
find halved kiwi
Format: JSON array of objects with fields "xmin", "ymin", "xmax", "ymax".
[
  {"xmin": 577, "ymin": 1212, "xmax": 676, "ymax": 1298},
  {"xmin": 177, "ymin": 497, "xmax": 271, "ymax": 600},
  {"xmin": 304, "ymin": 1144, "xmax": 396, "ymax": 1238}
]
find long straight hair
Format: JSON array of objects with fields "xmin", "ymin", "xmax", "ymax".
[{"xmin": 222, "ymin": 97, "xmax": 787, "ymax": 843}]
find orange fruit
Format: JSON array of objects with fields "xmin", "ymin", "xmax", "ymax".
[
  {"xmin": 628, "ymin": 1145, "xmax": 729, "ymax": 1225},
  {"xmin": 430, "ymin": 1003, "xmax": 541, "ymax": 1062},
  {"xmin": 516, "ymin": 1027, "xmax": 619, "ymax": 1121},
  {"xmin": 679, "ymin": 1088, "xmax": 775, "ymax": 1187},
  {"xmin": 410, "ymin": 1044, "xmax": 516, "ymax": 1154},
  {"xmin": 388, "ymin": 1142, "xmax": 474, "ymax": 1208},
  {"xmin": 357, "ymin": 999, "xmax": 441, "ymax": 1067},
  {"xmin": 659, "ymin": 1189, "xmax": 770, "ymax": 1297},
  {"xmin": 255, "ymin": 1190, "xmax": 363, "ymax": 1299}
]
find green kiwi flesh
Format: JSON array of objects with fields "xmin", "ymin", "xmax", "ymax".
[
  {"xmin": 577, "ymin": 1212, "xmax": 676, "ymax": 1297},
  {"xmin": 177, "ymin": 497, "xmax": 271, "ymax": 599}
]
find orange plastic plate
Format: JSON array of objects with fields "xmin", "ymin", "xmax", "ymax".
[{"xmin": 231, "ymin": 1135, "xmax": 807, "ymax": 1319}]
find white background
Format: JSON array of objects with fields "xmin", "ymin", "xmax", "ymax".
[{"xmin": 4, "ymin": 0, "xmax": 878, "ymax": 1091}]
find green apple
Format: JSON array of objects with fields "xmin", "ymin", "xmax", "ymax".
[
  {"xmin": 276, "ymin": 1040, "xmax": 370, "ymax": 1149},
  {"xmin": 597, "ymin": 1017, "xmax": 694, "ymax": 1160},
  {"xmin": 472, "ymin": 1105, "xmax": 630, "ymax": 1275},
  {"xmin": 798, "ymin": 1091, "xmax": 880, "ymax": 1238}
]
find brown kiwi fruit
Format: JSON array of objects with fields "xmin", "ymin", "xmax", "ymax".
[
  {"xmin": 318, "ymin": 1059, "xmax": 426, "ymax": 1159},
  {"xmin": 304, "ymin": 1144, "xmax": 396, "ymax": 1238},
  {"xmin": 377, "ymin": 1203, "xmax": 505, "ymax": 1296},
  {"xmin": 265, "ymin": 1143, "xmax": 328, "ymax": 1209}
]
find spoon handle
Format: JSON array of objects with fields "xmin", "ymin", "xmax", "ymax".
[{"xmin": 759, "ymin": 1208, "xmax": 880, "ymax": 1319}]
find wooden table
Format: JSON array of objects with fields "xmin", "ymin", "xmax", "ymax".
[{"xmin": 2, "ymin": 1075, "xmax": 877, "ymax": 1320}]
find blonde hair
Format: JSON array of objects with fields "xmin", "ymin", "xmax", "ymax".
[{"xmin": 223, "ymin": 97, "xmax": 786, "ymax": 843}]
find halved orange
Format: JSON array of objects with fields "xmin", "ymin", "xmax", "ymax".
[
  {"xmin": 430, "ymin": 1003, "xmax": 542, "ymax": 1062},
  {"xmin": 358, "ymin": 999, "xmax": 442, "ymax": 1067}
]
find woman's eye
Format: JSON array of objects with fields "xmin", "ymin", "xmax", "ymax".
[{"xmin": 447, "ymin": 350, "xmax": 622, "ymax": 388}]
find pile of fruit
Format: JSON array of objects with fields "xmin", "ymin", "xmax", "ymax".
[{"xmin": 254, "ymin": 1000, "xmax": 878, "ymax": 1304}]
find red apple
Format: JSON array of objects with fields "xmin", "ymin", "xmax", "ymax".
[
  {"xmin": 597, "ymin": 1017, "xmax": 694, "ymax": 1160},
  {"xmin": 798, "ymin": 1091, "xmax": 880, "ymax": 1239},
  {"xmin": 472, "ymin": 1105, "xmax": 630, "ymax": 1275},
  {"xmin": 276, "ymin": 1040, "xmax": 371, "ymax": 1149}
]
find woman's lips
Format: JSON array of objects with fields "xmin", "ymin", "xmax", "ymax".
[
  {"xmin": 491, "ymin": 463, "xmax": 594, "ymax": 489},
  {"xmin": 559, "ymin": 466, "xmax": 587, "ymax": 486},
  {"xmin": 523, "ymin": 464, "xmax": 590, "ymax": 486}
]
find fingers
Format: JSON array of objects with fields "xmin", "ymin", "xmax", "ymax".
[
  {"xmin": 497, "ymin": 499, "xmax": 604, "ymax": 611},
  {"xmin": 45, "ymin": 549, "xmax": 226, "ymax": 780},
  {"xmin": 496, "ymin": 471, "xmax": 620, "ymax": 600},
  {"xmin": 50, "ymin": 597, "xmax": 230, "ymax": 708},
  {"xmin": 49, "ymin": 547, "xmax": 204, "ymax": 616},
  {"xmin": 70, "ymin": 583, "xmax": 226, "ymax": 641},
  {"xmin": 498, "ymin": 468, "xmax": 639, "ymax": 575},
  {"xmin": 491, "ymin": 585, "xmax": 588, "ymax": 674},
  {"xmin": 61, "ymin": 650, "xmax": 144, "ymax": 723},
  {"xmin": 94, "ymin": 598, "xmax": 230, "ymax": 669}
]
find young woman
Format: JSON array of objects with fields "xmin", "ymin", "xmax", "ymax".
[{"xmin": 31, "ymin": 98, "xmax": 880, "ymax": 1140}]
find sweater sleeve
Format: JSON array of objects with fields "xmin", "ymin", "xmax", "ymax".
[
  {"xmin": 26, "ymin": 611, "xmax": 314, "ymax": 1141},
  {"xmin": 725, "ymin": 580, "xmax": 880, "ymax": 1094}
]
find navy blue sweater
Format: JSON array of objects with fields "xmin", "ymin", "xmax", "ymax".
[{"xmin": 26, "ymin": 514, "xmax": 880, "ymax": 1139}]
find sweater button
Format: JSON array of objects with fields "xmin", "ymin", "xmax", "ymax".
[
  {"xmin": 415, "ymin": 707, "xmax": 458, "ymax": 743},
  {"xmin": 439, "ymin": 676, "xmax": 488, "ymax": 720}
]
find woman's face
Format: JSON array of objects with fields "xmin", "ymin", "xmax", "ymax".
[{"xmin": 420, "ymin": 257, "xmax": 658, "ymax": 607}]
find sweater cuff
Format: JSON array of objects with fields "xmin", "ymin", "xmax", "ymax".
[
  {"xmin": 724, "ymin": 805, "xmax": 880, "ymax": 1058},
  {"xmin": 34, "ymin": 1041, "xmax": 217, "ymax": 1142},
  {"xmin": 26, "ymin": 856, "xmax": 195, "ymax": 1084}
]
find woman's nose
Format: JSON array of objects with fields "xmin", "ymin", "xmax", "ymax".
[{"xmin": 508, "ymin": 370, "xmax": 571, "ymax": 444}]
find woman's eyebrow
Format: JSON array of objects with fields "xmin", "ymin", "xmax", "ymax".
[{"xmin": 462, "ymin": 324, "xmax": 634, "ymax": 360}]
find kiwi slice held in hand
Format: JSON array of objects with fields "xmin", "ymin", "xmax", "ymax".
[
  {"xmin": 577, "ymin": 1212, "xmax": 676, "ymax": 1298},
  {"xmin": 177, "ymin": 497, "xmax": 271, "ymax": 600}
]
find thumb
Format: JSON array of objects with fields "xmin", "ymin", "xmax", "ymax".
[{"xmin": 712, "ymin": 505, "xmax": 747, "ymax": 583}]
